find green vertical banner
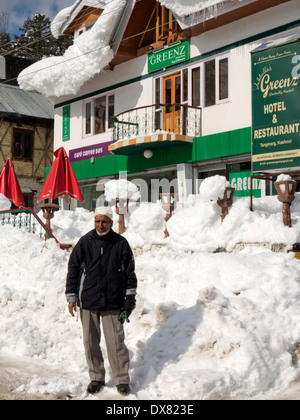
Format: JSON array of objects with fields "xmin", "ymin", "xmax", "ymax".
[
  {"xmin": 251, "ymin": 40, "xmax": 300, "ymax": 172},
  {"xmin": 62, "ymin": 105, "xmax": 70, "ymax": 141}
]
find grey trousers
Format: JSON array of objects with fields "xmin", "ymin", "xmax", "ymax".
[{"xmin": 80, "ymin": 308, "xmax": 130, "ymax": 385}]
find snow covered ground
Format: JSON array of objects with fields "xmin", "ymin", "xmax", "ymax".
[{"xmin": 1, "ymin": 177, "xmax": 300, "ymax": 400}]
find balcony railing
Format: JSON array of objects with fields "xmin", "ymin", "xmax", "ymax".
[{"xmin": 112, "ymin": 103, "xmax": 201, "ymax": 143}]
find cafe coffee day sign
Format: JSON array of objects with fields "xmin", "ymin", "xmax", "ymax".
[
  {"xmin": 251, "ymin": 40, "xmax": 300, "ymax": 172},
  {"xmin": 148, "ymin": 39, "xmax": 190, "ymax": 73}
]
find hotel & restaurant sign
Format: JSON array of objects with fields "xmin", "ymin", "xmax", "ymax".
[{"xmin": 251, "ymin": 39, "xmax": 300, "ymax": 172}]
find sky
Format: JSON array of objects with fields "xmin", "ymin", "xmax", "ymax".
[{"xmin": 0, "ymin": 0, "xmax": 74, "ymax": 36}]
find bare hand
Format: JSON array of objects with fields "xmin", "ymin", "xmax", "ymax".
[{"xmin": 68, "ymin": 302, "xmax": 77, "ymax": 317}]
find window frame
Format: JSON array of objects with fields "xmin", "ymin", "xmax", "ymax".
[
  {"xmin": 12, "ymin": 128, "xmax": 34, "ymax": 161},
  {"xmin": 83, "ymin": 92, "xmax": 115, "ymax": 138},
  {"xmin": 156, "ymin": 5, "xmax": 178, "ymax": 42},
  {"xmin": 153, "ymin": 53, "xmax": 230, "ymax": 109},
  {"xmin": 74, "ymin": 22, "xmax": 95, "ymax": 39}
]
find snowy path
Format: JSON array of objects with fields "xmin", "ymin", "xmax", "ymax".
[
  {"xmin": 0, "ymin": 353, "xmax": 63, "ymax": 400},
  {"xmin": 1, "ymin": 352, "xmax": 300, "ymax": 400},
  {"xmin": 0, "ymin": 353, "xmax": 136, "ymax": 400}
]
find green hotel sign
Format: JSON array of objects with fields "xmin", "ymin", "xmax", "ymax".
[
  {"xmin": 252, "ymin": 40, "xmax": 300, "ymax": 172},
  {"xmin": 148, "ymin": 39, "xmax": 190, "ymax": 73}
]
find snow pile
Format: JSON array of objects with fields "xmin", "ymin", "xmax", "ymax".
[
  {"xmin": 18, "ymin": 0, "xmax": 126, "ymax": 97},
  {"xmin": 167, "ymin": 195, "xmax": 300, "ymax": 253},
  {"xmin": 1, "ymin": 175, "xmax": 300, "ymax": 399},
  {"xmin": 45, "ymin": 175, "xmax": 300, "ymax": 252},
  {"xmin": 277, "ymin": 174, "xmax": 293, "ymax": 181},
  {"xmin": 104, "ymin": 179, "xmax": 141, "ymax": 202},
  {"xmin": 199, "ymin": 174, "xmax": 230, "ymax": 201},
  {"xmin": 122, "ymin": 202, "xmax": 166, "ymax": 250},
  {"xmin": 0, "ymin": 193, "xmax": 10, "ymax": 210}
]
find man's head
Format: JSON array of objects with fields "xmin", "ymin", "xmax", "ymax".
[{"xmin": 94, "ymin": 206, "xmax": 113, "ymax": 235}]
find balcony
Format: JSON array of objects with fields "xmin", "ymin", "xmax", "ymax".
[{"xmin": 109, "ymin": 103, "xmax": 201, "ymax": 156}]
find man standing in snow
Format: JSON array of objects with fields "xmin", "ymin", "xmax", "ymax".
[{"xmin": 65, "ymin": 206, "xmax": 137, "ymax": 396}]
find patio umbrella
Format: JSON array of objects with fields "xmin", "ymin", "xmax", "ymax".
[
  {"xmin": 0, "ymin": 159, "xmax": 26, "ymax": 208},
  {"xmin": 38, "ymin": 147, "xmax": 83, "ymax": 202}
]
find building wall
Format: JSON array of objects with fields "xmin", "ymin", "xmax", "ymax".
[{"xmin": 0, "ymin": 118, "xmax": 54, "ymax": 208}]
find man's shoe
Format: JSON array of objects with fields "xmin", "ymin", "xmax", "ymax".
[
  {"xmin": 117, "ymin": 384, "xmax": 130, "ymax": 396},
  {"xmin": 87, "ymin": 381, "xmax": 105, "ymax": 394}
]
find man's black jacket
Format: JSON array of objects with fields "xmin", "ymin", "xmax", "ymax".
[{"xmin": 65, "ymin": 228, "xmax": 137, "ymax": 311}]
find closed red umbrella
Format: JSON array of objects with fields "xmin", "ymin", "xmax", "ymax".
[
  {"xmin": 38, "ymin": 147, "xmax": 83, "ymax": 202},
  {"xmin": 0, "ymin": 159, "xmax": 26, "ymax": 208}
]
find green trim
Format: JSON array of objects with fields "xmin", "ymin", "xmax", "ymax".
[
  {"xmin": 54, "ymin": 20, "xmax": 300, "ymax": 109},
  {"xmin": 195, "ymin": 132, "xmax": 230, "ymax": 161},
  {"xmin": 44, "ymin": 127, "xmax": 250, "ymax": 181}
]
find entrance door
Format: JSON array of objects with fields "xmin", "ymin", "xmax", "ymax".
[{"xmin": 163, "ymin": 73, "xmax": 181, "ymax": 133}]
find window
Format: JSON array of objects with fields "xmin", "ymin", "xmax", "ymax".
[
  {"xmin": 138, "ymin": 4, "xmax": 180, "ymax": 49},
  {"xmin": 157, "ymin": 5, "xmax": 178, "ymax": 41},
  {"xmin": 219, "ymin": 58, "xmax": 229, "ymax": 101},
  {"xmin": 205, "ymin": 60, "xmax": 216, "ymax": 107},
  {"xmin": 13, "ymin": 129, "xmax": 33, "ymax": 160},
  {"xmin": 74, "ymin": 23, "xmax": 95, "ymax": 38},
  {"xmin": 189, "ymin": 55, "xmax": 229, "ymax": 108},
  {"xmin": 192, "ymin": 67, "xmax": 200, "ymax": 107},
  {"xmin": 83, "ymin": 94, "xmax": 115, "ymax": 137},
  {"xmin": 153, "ymin": 54, "xmax": 229, "ymax": 110}
]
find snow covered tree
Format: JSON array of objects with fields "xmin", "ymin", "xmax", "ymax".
[{"xmin": 1, "ymin": 14, "xmax": 72, "ymax": 61}]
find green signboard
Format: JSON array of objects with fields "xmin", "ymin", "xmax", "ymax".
[
  {"xmin": 148, "ymin": 39, "xmax": 190, "ymax": 73},
  {"xmin": 62, "ymin": 105, "xmax": 70, "ymax": 141},
  {"xmin": 229, "ymin": 170, "xmax": 262, "ymax": 198},
  {"xmin": 251, "ymin": 40, "xmax": 300, "ymax": 172}
]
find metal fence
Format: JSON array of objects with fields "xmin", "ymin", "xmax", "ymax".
[
  {"xmin": 0, "ymin": 207, "xmax": 63, "ymax": 248},
  {"xmin": 112, "ymin": 103, "xmax": 202, "ymax": 142}
]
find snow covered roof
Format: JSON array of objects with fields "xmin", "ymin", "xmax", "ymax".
[
  {"xmin": 18, "ymin": 0, "xmax": 126, "ymax": 97},
  {"xmin": 0, "ymin": 84, "xmax": 54, "ymax": 120},
  {"xmin": 160, "ymin": 0, "xmax": 244, "ymax": 17},
  {"xmin": 51, "ymin": 0, "xmax": 106, "ymax": 39},
  {"xmin": 17, "ymin": 0, "xmax": 249, "ymax": 98},
  {"xmin": 251, "ymin": 30, "xmax": 300, "ymax": 53}
]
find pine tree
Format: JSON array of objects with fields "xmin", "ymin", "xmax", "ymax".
[{"xmin": 1, "ymin": 14, "xmax": 73, "ymax": 62}]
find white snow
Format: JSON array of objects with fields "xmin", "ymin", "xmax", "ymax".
[
  {"xmin": 18, "ymin": 0, "xmax": 126, "ymax": 97},
  {"xmin": 1, "ymin": 174, "xmax": 300, "ymax": 400},
  {"xmin": 51, "ymin": 0, "xmax": 83, "ymax": 39},
  {"xmin": 159, "ymin": 0, "xmax": 244, "ymax": 17},
  {"xmin": 104, "ymin": 179, "xmax": 141, "ymax": 202},
  {"xmin": 0, "ymin": 194, "xmax": 10, "ymax": 210}
]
